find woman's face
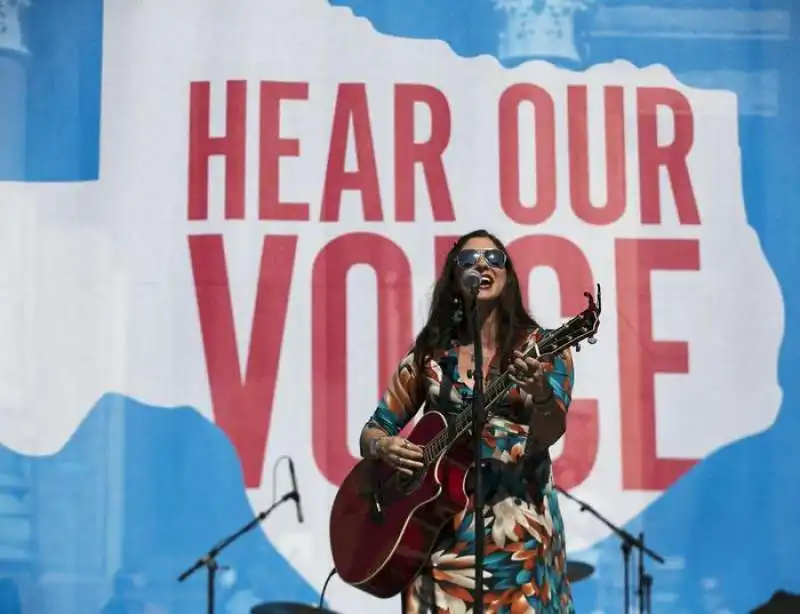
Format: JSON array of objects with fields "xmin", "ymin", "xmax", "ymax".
[{"xmin": 455, "ymin": 236, "xmax": 508, "ymax": 302}]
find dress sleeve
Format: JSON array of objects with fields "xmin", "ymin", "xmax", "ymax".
[
  {"xmin": 365, "ymin": 352, "xmax": 426, "ymax": 437},
  {"xmin": 521, "ymin": 336, "xmax": 575, "ymax": 453},
  {"xmin": 542, "ymin": 347, "xmax": 574, "ymax": 412},
  {"xmin": 520, "ymin": 327, "xmax": 575, "ymax": 414}
]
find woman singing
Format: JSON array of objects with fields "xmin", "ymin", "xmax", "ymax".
[{"xmin": 359, "ymin": 229, "xmax": 575, "ymax": 613}]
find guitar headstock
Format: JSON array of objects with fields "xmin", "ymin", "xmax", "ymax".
[{"xmin": 531, "ymin": 284, "xmax": 602, "ymax": 359}]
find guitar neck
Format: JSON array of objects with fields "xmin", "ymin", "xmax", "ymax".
[{"xmin": 447, "ymin": 372, "xmax": 510, "ymax": 438}]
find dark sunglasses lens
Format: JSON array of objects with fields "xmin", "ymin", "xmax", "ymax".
[
  {"xmin": 485, "ymin": 249, "xmax": 506, "ymax": 268},
  {"xmin": 456, "ymin": 250, "xmax": 479, "ymax": 268}
]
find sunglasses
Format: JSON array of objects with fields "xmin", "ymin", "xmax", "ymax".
[{"xmin": 455, "ymin": 248, "xmax": 507, "ymax": 269}]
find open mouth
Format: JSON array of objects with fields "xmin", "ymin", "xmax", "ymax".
[{"xmin": 479, "ymin": 274, "xmax": 493, "ymax": 289}]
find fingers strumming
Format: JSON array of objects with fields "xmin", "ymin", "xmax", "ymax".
[
  {"xmin": 395, "ymin": 450, "xmax": 424, "ymax": 466},
  {"xmin": 391, "ymin": 455, "xmax": 423, "ymax": 471}
]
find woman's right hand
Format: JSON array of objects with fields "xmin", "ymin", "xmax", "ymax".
[{"xmin": 376, "ymin": 436, "xmax": 425, "ymax": 475}]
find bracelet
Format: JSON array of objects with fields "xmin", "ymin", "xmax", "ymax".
[
  {"xmin": 368, "ymin": 436, "xmax": 385, "ymax": 458},
  {"xmin": 533, "ymin": 389, "xmax": 554, "ymax": 405},
  {"xmin": 531, "ymin": 389, "xmax": 555, "ymax": 415}
]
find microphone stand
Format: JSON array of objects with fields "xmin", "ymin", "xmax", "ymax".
[
  {"xmin": 555, "ymin": 486, "xmax": 664, "ymax": 614},
  {"xmin": 637, "ymin": 531, "xmax": 654, "ymax": 614},
  {"xmin": 177, "ymin": 491, "xmax": 298, "ymax": 614},
  {"xmin": 466, "ymin": 289, "xmax": 486, "ymax": 614}
]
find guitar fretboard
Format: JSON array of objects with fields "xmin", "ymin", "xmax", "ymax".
[{"xmin": 421, "ymin": 368, "xmax": 513, "ymax": 464}]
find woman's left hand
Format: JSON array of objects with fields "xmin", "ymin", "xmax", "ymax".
[{"xmin": 508, "ymin": 350, "xmax": 549, "ymax": 397}]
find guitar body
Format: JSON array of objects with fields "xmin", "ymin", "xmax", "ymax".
[{"xmin": 329, "ymin": 411, "xmax": 473, "ymax": 598}]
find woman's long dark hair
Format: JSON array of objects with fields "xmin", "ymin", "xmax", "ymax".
[{"xmin": 412, "ymin": 229, "xmax": 539, "ymax": 374}]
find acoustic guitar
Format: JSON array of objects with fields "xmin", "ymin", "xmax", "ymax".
[{"xmin": 329, "ymin": 286, "xmax": 602, "ymax": 598}]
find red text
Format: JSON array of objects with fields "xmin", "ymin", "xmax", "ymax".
[
  {"xmin": 616, "ymin": 238, "xmax": 700, "ymax": 490},
  {"xmin": 190, "ymin": 233, "xmax": 701, "ymax": 491},
  {"xmin": 187, "ymin": 81, "xmax": 700, "ymax": 227},
  {"xmin": 187, "ymin": 81, "xmax": 454, "ymax": 224}
]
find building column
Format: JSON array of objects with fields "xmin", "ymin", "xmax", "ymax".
[
  {"xmin": 493, "ymin": 0, "xmax": 593, "ymax": 65},
  {"xmin": 0, "ymin": 0, "xmax": 31, "ymax": 179}
]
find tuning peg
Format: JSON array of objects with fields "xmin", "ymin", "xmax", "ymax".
[{"xmin": 587, "ymin": 336, "xmax": 597, "ymax": 345}]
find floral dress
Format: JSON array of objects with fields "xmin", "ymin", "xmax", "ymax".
[{"xmin": 366, "ymin": 330, "xmax": 575, "ymax": 614}]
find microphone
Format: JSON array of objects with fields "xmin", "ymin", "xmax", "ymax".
[
  {"xmin": 287, "ymin": 458, "xmax": 304, "ymax": 523},
  {"xmin": 460, "ymin": 269, "xmax": 481, "ymax": 296}
]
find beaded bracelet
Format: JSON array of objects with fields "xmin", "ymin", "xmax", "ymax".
[{"xmin": 531, "ymin": 389, "xmax": 555, "ymax": 414}]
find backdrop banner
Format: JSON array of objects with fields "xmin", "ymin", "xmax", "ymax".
[{"xmin": 0, "ymin": 0, "xmax": 798, "ymax": 612}]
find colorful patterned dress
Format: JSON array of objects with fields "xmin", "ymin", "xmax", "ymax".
[{"xmin": 365, "ymin": 330, "xmax": 575, "ymax": 614}]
